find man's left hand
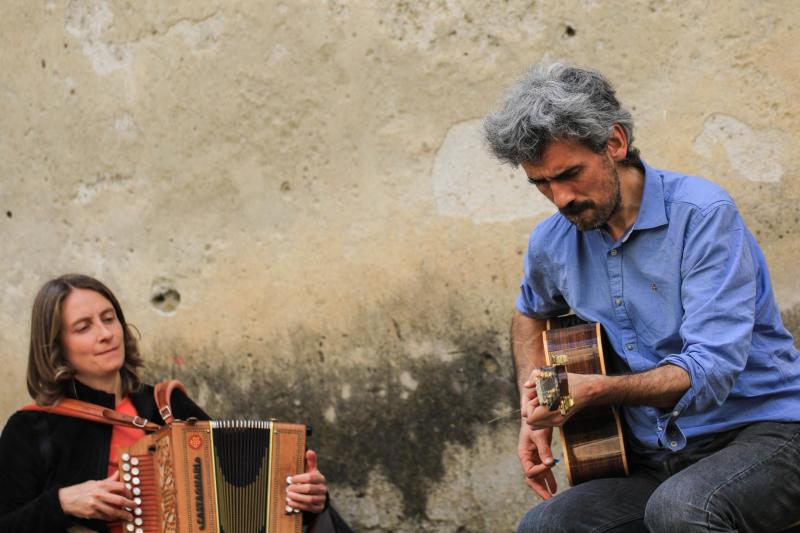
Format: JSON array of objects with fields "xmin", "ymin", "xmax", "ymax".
[{"xmin": 523, "ymin": 369, "xmax": 599, "ymax": 428}]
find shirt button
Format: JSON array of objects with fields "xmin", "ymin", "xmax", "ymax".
[
  {"xmin": 625, "ymin": 343, "xmax": 634, "ymax": 351},
  {"xmin": 615, "ymin": 298, "xmax": 622, "ymax": 306},
  {"xmin": 609, "ymin": 249, "xmax": 618, "ymax": 256},
  {"xmin": 670, "ymin": 441, "xmax": 678, "ymax": 447},
  {"xmin": 672, "ymin": 411, "xmax": 680, "ymax": 417}
]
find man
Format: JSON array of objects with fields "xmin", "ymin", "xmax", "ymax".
[{"xmin": 484, "ymin": 63, "xmax": 800, "ymax": 532}]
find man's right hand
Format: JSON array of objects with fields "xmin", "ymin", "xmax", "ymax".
[{"xmin": 518, "ymin": 422, "xmax": 557, "ymax": 499}]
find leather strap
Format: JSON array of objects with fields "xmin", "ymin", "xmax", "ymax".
[
  {"xmin": 21, "ymin": 398, "xmax": 161, "ymax": 432},
  {"xmin": 153, "ymin": 379, "xmax": 187, "ymax": 424}
]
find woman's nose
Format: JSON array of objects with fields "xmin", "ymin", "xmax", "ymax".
[{"xmin": 97, "ymin": 322, "xmax": 113, "ymax": 340}]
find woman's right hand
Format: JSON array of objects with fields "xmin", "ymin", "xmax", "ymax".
[{"xmin": 58, "ymin": 471, "xmax": 136, "ymax": 522}]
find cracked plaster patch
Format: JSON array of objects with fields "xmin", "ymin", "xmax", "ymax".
[
  {"xmin": 73, "ymin": 173, "xmax": 136, "ymax": 204},
  {"xmin": 693, "ymin": 113, "xmax": 784, "ymax": 183},
  {"xmin": 66, "ymin": 2, "xmax": 224, "ymax": 75},
  {"xmin": 167, "ymin": 15, "xmax": 225, "ymax": 53},
  {"xmin": 267, "ymin": 43, "xmax": 289, "ymax": 66},
  {"xmin": 399, "ymin": 370, "xmax": 418, "ymax": 391},
  {"xmin": 65, "ymin": 0, "xmax": 133, "ymax": 75},
  {"xmin": 113, "ymin": 113, "xmax": 139, "ymax": 140},
  {"xmin": 432, "ymin": 119, "xmax": 553, "ymax": 223}
]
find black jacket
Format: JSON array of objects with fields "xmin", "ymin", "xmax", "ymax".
[
  {"xmin": 0, "ymin": 380, "xmax": 353, "ymax": 533},
  {"xmin": 0, "ymin": 379, "xmax": 208, "ymax": 533}
]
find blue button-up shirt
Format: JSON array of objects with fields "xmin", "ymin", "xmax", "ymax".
[{"xmin": 517, "ymin": 161, "xmax": 800, "ymax": 457}]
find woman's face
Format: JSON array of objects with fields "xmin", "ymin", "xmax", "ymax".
[{"xmin": 60, "ymin": 288, "xmax": 126, "ymax": 386}]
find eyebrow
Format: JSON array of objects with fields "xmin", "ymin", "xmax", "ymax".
[{"xmin": 528, "ymin": 165, "xmax": 582, "ymax": 183}]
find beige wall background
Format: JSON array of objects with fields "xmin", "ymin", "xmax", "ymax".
[{"xmin": 1, "ymin": 1, "xmax": 798, "ymax": 531}]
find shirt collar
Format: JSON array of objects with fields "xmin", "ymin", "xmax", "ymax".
[{"xmin": 633, "ymin": 160, "xmax": 668, "ymax": 231}]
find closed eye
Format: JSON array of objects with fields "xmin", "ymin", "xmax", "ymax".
[
  {"xmin": 527, "ymin": 166, "xmax": 581, "ymax": 188},
  {"xmin": 553, "ymin": 167, "xmax": 580, "ymax": 181}
]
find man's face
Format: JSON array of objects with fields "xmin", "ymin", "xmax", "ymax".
[{"xmin": 521, "ymin": 138, "xmax": 621, "ymax": 231}]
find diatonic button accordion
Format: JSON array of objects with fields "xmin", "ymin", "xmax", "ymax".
[{"xmin": 116, "ymin": 419, "xmax": 308, "ymax": 533}]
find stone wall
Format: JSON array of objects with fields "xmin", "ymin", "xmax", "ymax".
[{"xmin": 1, "ymin": 1, "xmax": 798, "ymax": 531}]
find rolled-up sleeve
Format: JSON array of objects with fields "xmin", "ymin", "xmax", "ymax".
[
  {"xmin": 658, "ymin": 202, "xmax": 756, "ymax": 425},
  {"xmin": 516, "ymin": 230, "xmax": 570, "ymax": 318}
]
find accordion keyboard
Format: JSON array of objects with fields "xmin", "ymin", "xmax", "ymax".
[{"xmin": 117, "ymin": 419, "xmax": 306, "ymax": 533}]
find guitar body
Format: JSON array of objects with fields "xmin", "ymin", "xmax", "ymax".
[{"xmin": 543, "ymin": 317, "xmax": 629, "ymax": 486}]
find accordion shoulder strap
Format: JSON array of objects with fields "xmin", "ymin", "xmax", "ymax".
[
  {"xmin": 21, "ymin": 398, "xmax": 161, "ymax": 432},
  {"xmin": 153, "ymin": 379, "xmax": 187, "ymax": 425}
]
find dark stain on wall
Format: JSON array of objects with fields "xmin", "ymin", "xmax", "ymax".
[{"xmin": 145, "ymin": 313, "xmax": 517, "ymax": 519}]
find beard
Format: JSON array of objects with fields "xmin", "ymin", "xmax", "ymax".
[{"xmin": 559, "ymin": 160, "xmax": 622, "ymax": 231}]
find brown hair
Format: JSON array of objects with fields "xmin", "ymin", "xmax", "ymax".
[{"xmin": 27, "ymin": 274, "xmax": 143, "ymax": 405}]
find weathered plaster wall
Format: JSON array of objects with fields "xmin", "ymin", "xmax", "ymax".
[{"xmin": 1, "ymin": 1, "xmax": 798, "ymax": 531}]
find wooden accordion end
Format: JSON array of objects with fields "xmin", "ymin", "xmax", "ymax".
[{"xmin": 117, "ymin": 419, "xmax": 307, "ymax": 533}]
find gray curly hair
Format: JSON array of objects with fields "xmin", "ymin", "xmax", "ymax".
[{"xmin": 484, "ymin": 63, "xmax": 640, "ymax": 167}]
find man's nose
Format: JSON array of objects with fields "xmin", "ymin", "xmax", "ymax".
[{"xmin": 550, "ymin": 182, "xmax": 575, "ymax": 209}]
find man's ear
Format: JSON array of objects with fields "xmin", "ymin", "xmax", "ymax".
[{"xmin": 606, "ymin": 124, "xmax": 628, "ymax": 162}]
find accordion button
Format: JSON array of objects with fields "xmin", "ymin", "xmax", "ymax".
[
  {"xmin": 136, "ymin": 529, "xmax": 144, "ymax": 533},
  {"xmin": 285, "ymin": 505, "xmax": 293, "ymax": 514},
  {"xmin": 131, "ymin": 467, "xmax": 140, "ymax": 475},
  {"xmin": 122, "ymin": 463, "xmax": 131, "ymax": 472},
  {"xmin": 122, "ymin": 453, "xmax": 130, "ymax": 462},
  {"xmin": 126, "ymin": 524, "xmax": 134, "ymax": 532},
  {"xmin": 123, "ymin": 473, "xmax": 132, "ymax": 482},
  {"xmin": 125, "ymin": 483, "xmax": 132, "ymax": 490},
  {"xmin": 134, "ymin": 497, "xmax": 142, "ymax": 506},
  {"xmin": 286, "ymin": 476, "xmax": 293, "ymax": 485},
  {"xmin": 134, "ymin": 507, "xmax": 143, "ymax": 516},
  {"xmin": 294, "ymin": 509, "xmax": 301, "ymax": 514},
  {"xmin": 133, "ymin": 487, "xmax": 141, "ymax": 496},
  {"xmin": 132, "ymin": 477, "xmax": 140, "ymax": 486},
  {"xmin": 131, "ymin": 457, "xmax": 140, "ymax": 466},
  {"xmin": 135, "ymin": 517, "xmax": 143, "ymax": 526}
]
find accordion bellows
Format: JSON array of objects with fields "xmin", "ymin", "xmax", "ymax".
[{"xmin": 117, "ymin": 420, "xmax": 307, "ymax": 533}]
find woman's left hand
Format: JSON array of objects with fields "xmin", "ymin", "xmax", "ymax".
[{"xmin": 286, "ymin": 449, "xmax": 328, "ymax": 514}]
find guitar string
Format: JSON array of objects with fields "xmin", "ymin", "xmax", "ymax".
[{"xmin": 486, "ymin": 408, "xmax": 521, "ymax": 424}]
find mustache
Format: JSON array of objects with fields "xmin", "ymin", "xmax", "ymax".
[{"xmin": 559, "ymin": 200, "xmax": 595, "ymax": 217}]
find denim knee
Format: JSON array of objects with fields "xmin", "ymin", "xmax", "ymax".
[
  {"xmin": 644, "ymin": 480, "xmax": 715, "ymax": 532},
  {"xmin": 517, "ymin": 499, "xmax": 571, "ymax": 533}
]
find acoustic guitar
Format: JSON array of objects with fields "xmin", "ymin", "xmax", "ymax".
[{"xmin": 535, "ymin": 316, "xmax": 629, "ymax": 486}]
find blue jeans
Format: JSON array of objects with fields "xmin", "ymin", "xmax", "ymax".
[{"xmin": 517, "ymin": 422, "xmax": 800, "ymax": 533}]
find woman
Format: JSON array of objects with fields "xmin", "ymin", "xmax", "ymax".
[{"xmin": 0, "ymin": 274, "xmax": 331, "ymax": 532}]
